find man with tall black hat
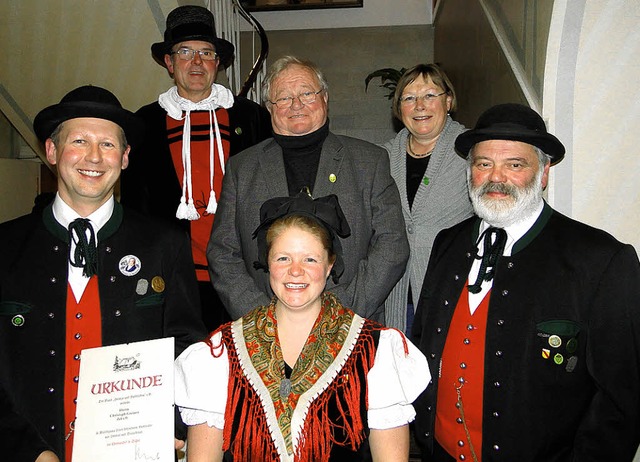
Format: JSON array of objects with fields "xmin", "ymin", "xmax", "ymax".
[
  {"xmin": 120, "ymin": 5, "xmax": 271, "ymax": 332},
  {"xmin": 0, "ymin": 85, "xmax": 206, "ymax": 462},
  {"xmin": 412, "ymin": 103, "xmax": 640, "ymax": 461}
]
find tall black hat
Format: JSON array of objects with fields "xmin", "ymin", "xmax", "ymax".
[
  {"xmin": 151, "ymin": 5, "xmax": 234, "ymax": 68},
  {"xmin": 455, "ymin": 103, "xmax": 565, "ymax": 165},
  {"xmin": 252, "ymin": 191, "xmax": 351, "ymax": 283}
]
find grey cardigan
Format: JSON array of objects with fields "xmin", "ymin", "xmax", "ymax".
[{"xmin": 383, "ymin": 117, "xmax": 473, "ymax": 331}]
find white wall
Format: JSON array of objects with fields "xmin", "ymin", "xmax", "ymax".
[
  {"xmin": 545, "ymin": 0, "xmax": 640, "ymax": 252},
  {"xmin": 241, "ymin": 0, "xmax": 431, "ymax": 30}
]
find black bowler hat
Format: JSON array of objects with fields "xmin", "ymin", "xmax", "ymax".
[
  {"xmin": 252, "ymin": 191, "xmax": 352, "ymax": 283},
  {"xmin": 33, "ymin": 85, "xmax": 144, "ymax": 148},
  {"xmin": 455, "ymin": 103, "xmax": 565, "ymax": 165},
  {"xmin": 151, "ymin": 5, "xmax": 234, "ymax": 69}
]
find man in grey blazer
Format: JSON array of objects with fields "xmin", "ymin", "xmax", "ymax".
[{"xmin": 207, "ymin": 56, "xmax": 409, "ymax": 321}]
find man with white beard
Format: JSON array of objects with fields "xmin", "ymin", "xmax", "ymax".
[{"xmin": 412, "ymin": 103, "xmax": 640, "ymax": 462}]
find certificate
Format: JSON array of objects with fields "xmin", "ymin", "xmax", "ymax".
[{"xmin": 72, "ymin": 337, "xmax": 175, "ymax": 462}]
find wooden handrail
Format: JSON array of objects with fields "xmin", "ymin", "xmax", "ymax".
[{"xmin": 232, "ymin": 0, "xmax": 269, "ymax": 98}]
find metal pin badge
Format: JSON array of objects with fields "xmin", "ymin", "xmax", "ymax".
[
  {"xmin": 329, "ymin": 173, "xmax": 337, "ymax": 183},
  {"xmin": 151, "ymin": 276, "xmax": 165, "ymax": 293},
  {"xmin": 136, "ymin": 279, "xmax": 149, "ymax": 295},
  {"xmin": 423, "ymin": 177, "xmax": 430, "ymax": 186},
  {"xmin": 548, "ymin": 335, "xmax": 562, "ymax": 348}
]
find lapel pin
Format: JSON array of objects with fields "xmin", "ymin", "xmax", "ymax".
[{"xmin": 329, "ymin": 173, "xmax": 337, "ymax": 183}]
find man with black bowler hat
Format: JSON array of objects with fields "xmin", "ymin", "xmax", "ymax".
[
  {"xmin": 120, "ymin": 5, "xmax": 271, "ymax": 332},
  {"xmin": 412, "ymin": 103, "xmax": 640, "ymax": 461},
  {"xmin": 0, "ymin": 85, "xmax": 205, "ymax": 462}
]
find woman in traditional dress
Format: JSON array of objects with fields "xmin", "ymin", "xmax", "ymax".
[{"xmin": 175, "ymin": 192, "xmax": 430, "ymax": 461}]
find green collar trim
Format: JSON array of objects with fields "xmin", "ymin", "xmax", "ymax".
[
  {"xmin": 470, "ymin": 202, "xmax": 552, "ymax": 255},
  {"xmin": 42, "ymin": 201, "xmax": 124, "ymax": 243}
]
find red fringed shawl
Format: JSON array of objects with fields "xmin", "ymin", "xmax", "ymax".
[{"xmin": 207, "ymin": 293, "xmax": 381, "ymax": 461}]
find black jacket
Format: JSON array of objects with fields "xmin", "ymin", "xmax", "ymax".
[{"xmin": 0, "ymin": 202, "xmax": 206, "ymax": 460}]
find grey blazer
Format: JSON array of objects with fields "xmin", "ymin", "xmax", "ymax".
[
  {"xmin": 207, "ymin": 132, "xmax": 409, "ymax": 321},
  {"xmin": 383, "ymin": 118, "xmax": 473, "ymax": 331}
]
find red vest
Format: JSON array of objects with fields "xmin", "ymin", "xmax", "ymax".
[
  {"xmin": 435, "ymin": 285, "xmax": 491, "ymax": 461},
  {"xmin": 168, "ymin": 109, "xmax": 231, "ymax": 282},
  {"xmin": 64, "ymin": 277, "xmax": 102, "ymax": 462}
]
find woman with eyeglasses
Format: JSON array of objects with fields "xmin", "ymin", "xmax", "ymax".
[{"xmin": 383, "ymin": 64, "xmax": 473, "ymax": 335}]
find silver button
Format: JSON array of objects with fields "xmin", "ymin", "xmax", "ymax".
[
  {"xmin": 492, "ymin": 411, "xmax": 500, "ymax": 418},
  {"xmin": 444, "ymin": 300, "xmax": 449, "ymax": 306},
  {"xmin": 48, "ymin": 312, "xmax": 55, "ymax": 319},
  {"xmin": 75, "ymin": 312, "xmax": 82, "ymax": 319},
  {"xmin": 115, "ymin": 310, "xmax": 121, "ymax": 317},
  {"xmin": 110, "ymin": 276, "xmax": 116, "ymax": 282},
  {"xmin": 73, "ymin": 376, "xmax": 79, "ymax": 383},
  {"xmin": 436, "ymin": 327, "xmax": 442, "ymax": 333},
  {"xmin": 48, "ymin": 387, "xmax": 55, "ymax": 393},
  {"xmin": 49, "ymin": 350, "xmax": 56, "ymax": 356},
  {"xmin": 467, "ymin": 324, "xmax": 474, "ymax": 331},
  {"xmin": 495, "ymin": 350, "xmax": 503, "ymax": 357},
  {"xmin": 50, "ymin": 277, "xmax": 57, "ymax": 283},
  {"xmin": 456, "ymin": 417, "xmax": 463, "ymax": 424},
  {"xmin": 459, "ymin": 455, "xmax": 466, "ymax": 461},
  {"xmin": 463, "ymin": 338, "xmax": 471, "ymax": 345},
  {"xmin": 458, "ymin": 440, "xmax": 465, "ymax": 447},
  {"xmin": 460, "ymin": 362, "xmax": 467, "ymax": 369},
  {"xmin": 430, "ymin": 353, "xmax": 436, "ymax": 359},
  {"xmin": 74, "ymin": 354, "xmax": 80, "ymax": 360},
  {"xmin": 497, "ymin": 319, "xmax": 505, "ymax": 326},
  {"xmin": 53, "ymin": 245, "xmax": 59, "ymax": 252},
  {"xmin": 507, "ymin": 262, "xmax": 514, "ymax": 268},
  {"xmin": 494, "ymin": 381, "xmax": 501, "ymax": 388},
  {"xmin": 493, "ymin": 444, "xmax": 500, "ymax": 451},
  {"xmin": 501, "ymin": 289, "xmax": 509, "ymax": 296},
  {"xmin": 49, "ymin": 425, "xmax": 56, "ymax": 431},
  {"xmin": 454, "ymin": 274, "xmax": 460, "ymax": 280},
  {"xmin": 458, "ymin": 377, "xmax": 465, "ymax": 384},
  {"xmin": 74, "ymin": 333, "xmax": 81, "ymax": 340},
  {"xmin": 105, "ymin": 246, "xmax": 112, "ymax": 253}
]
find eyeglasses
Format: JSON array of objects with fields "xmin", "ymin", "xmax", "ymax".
[
  {"xmin": 269, "ymin": 89, "xmax": 324, "ymax": 109},
  {"xmin": 399, "ymin": 91, "xmax": 447, "ymax": 106},
  {"xmin": 171, "ymin": 48, "xmax": 219, "ymax": 61}
]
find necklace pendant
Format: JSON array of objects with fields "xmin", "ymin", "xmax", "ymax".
[{"xmin": 279, "ymin": 378, "xmax": 292, "ymax": 398}]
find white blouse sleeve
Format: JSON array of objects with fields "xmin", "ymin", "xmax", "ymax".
[
  {"xmin": 367, "ymin": 329, "xmax": 431, "ymax": 429},
  {"xmin": 174, "ymin": 332, "xmax": 229, "ymax": 429}
]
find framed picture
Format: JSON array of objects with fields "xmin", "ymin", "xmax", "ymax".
[{"xmin": 240, "ymin": 0, "xmax": 363, "ymax": 12}]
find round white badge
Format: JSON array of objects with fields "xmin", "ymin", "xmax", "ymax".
[{"xmin": 119, "ymin": 255, "xmax": 142, "ymax": 276}]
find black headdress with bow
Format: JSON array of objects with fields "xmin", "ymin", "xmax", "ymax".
[{"xmin": 252, "ymin": 191, "xmax": 351, "ymax": 283}]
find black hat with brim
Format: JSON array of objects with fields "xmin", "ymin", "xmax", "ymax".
[
  {"xmin": 455, "ymin": 103, "xmax": 565, "ymax": 165},
  {"xmin": 151, "ymin": 5, "xmax": 234, "ymax": 69},
  {"xmin": 252, "ymin": 192, "xmax": 351, "ymax": 284},
  {"xmin": 33, "ymin": 85, "xmax": 144, "ymax": 148}
]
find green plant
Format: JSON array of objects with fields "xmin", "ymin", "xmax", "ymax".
[{"xmin": 364, "ymin": 67, "xmax": 406, "ymax": 99}]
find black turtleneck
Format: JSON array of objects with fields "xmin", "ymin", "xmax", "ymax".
[{"xmin": 273, "ymin": 120, "xmax": 330, "ymax": 196}]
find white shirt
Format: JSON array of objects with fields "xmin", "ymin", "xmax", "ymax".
[
  {"xmin": 51, "ymin": 194, "xmax": 114, "ymax": 302},
  {"xmin": 467, "ymin": 201, "xmax": 544, "ymax": 314},
  {"xmin": 174, "ymin": 328, "xmax": 430, "ymax": 432}
]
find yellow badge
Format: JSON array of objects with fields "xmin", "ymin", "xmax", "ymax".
[
  {"xmin": 541, "ymin": 348, "xmax": 550, "ymax": 359},
  {"xmin": 329, "ymin": 173, "xmax": 337, "ymax": 183},
  {"xmin": 151, "ymin": 276, "xmax": 165, "ymax": 293}
]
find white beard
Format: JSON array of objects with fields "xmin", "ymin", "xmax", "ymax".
[{"xmin": 468, "ymin": 167, "xmax": 544, "ymax": 228}]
